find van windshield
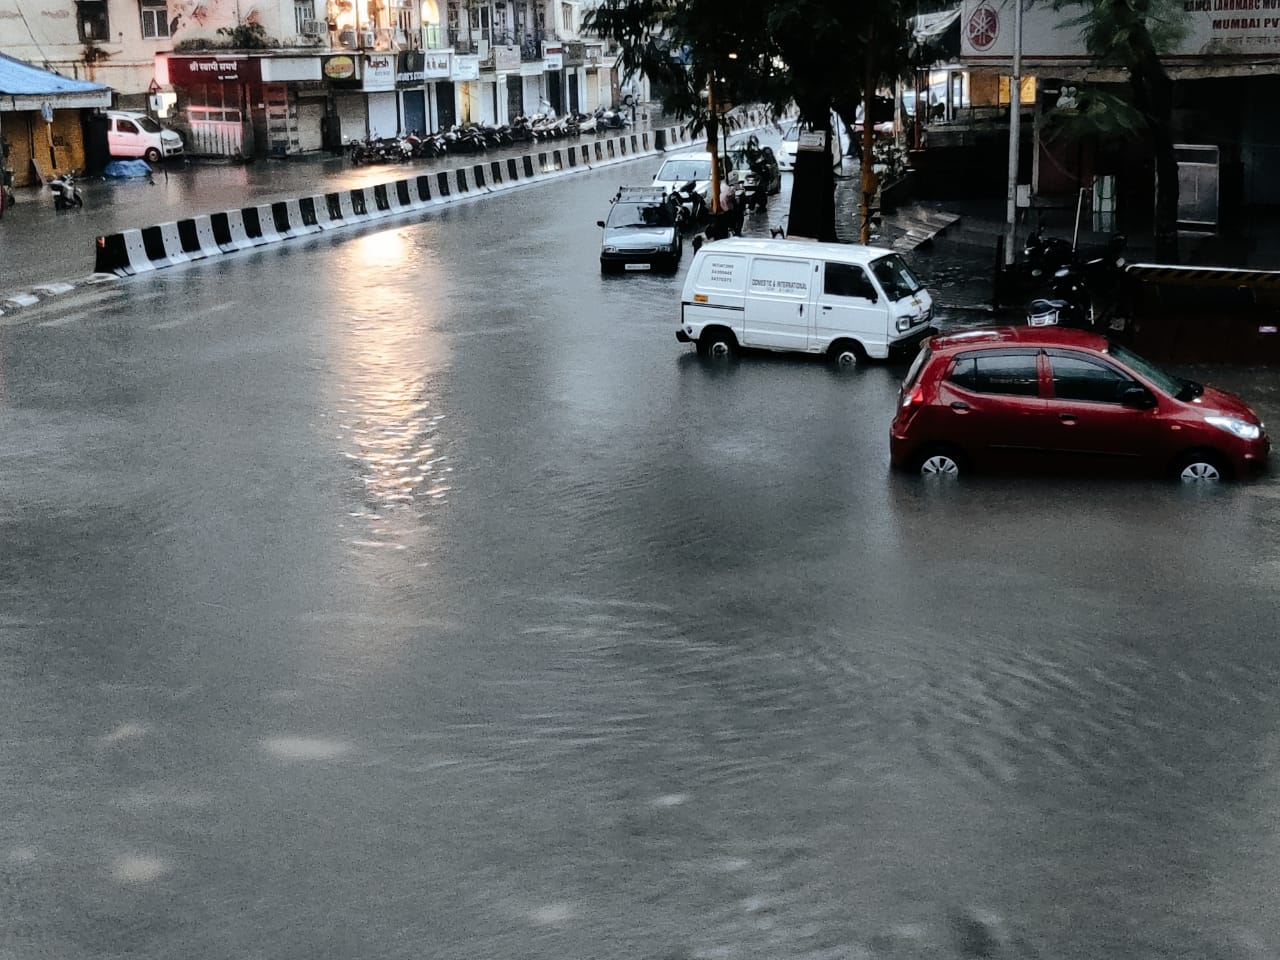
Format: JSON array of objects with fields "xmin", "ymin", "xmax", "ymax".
[
  {"xmin": 870, "ymin": 254, "xmax": 923, "ymax": 301},
  {"xmin": 135, "ymin": 116, "xmax": 163, "ymax": 133}
]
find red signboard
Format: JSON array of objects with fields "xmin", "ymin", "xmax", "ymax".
[{"xmin": 165, "ymin": 56, "xmax": 261, "ymax": 87}]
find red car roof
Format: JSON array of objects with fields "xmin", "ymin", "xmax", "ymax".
[{"xmin": 926, "ymin": 325, "xmax": 1110, "ymax": 354}]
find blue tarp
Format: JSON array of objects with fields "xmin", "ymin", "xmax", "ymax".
[
  {"xmin": 0, "ymin": 52, "xmax": 111, "ymax": 108},
  {"xmin": 102, "ymin": 159, "xmax": 155, "ymax": 179}
]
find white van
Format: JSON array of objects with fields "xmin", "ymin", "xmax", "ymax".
[
  {"xmin": 105, "ymin": 111, "xmax": 184, "ymax": 162},
  {"xmin": 676, "ymin": 238, "xmax": 933, "ymax": 364}
]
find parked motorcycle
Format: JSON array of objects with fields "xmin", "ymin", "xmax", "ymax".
[{"xmin": 49, "ymin": 172, "xmax": 82, "ymax": 210}]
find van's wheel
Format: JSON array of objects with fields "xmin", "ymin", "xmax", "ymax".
[
  {"xmin": 144, "ymin": 148, "xmax": 162, "ymax": 163},
  {"xmin": 828, "ymin": 339, "xmax": 865, "ymax": 369},
  {"xmin": 1172, "ymin": 450, "xmax": 1230, "ymax": 483},
  {"xmin": 915, "ymin": 446, "xmax": 964, "ymax": 479},
  {"xmin": 697, "ymin": 329, "xmax": 736, "ymax": 359}
]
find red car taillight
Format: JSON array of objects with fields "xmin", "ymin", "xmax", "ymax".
[{"xmin": 901, "ymin": 384, "xmax": 924, "ymax": 409}]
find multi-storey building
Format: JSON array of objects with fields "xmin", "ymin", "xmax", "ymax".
[{"xmin": 0, "ymin": 1, "xmax": 630, "ymax": 161}]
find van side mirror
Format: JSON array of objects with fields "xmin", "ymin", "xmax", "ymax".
[{"xmin": 1121, "ymin": 386, "xmax": 1156, "ymax": 409}]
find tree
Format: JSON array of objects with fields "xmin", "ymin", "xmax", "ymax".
[
  {"xmin": 585, "ymin": 0, "xmax": 920, "ymax": 242},
  {"xmin": 1053, "ymin": 0, "xmax": 1188, "ymax": 261}
]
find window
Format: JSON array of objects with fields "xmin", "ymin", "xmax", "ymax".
[
  {"xmin": 561, "ymin": 2, "xmax": 574, "ymax": 33},
  {"xmin": 823, "ymin": 262, "xmax": 877, "ymax": 301},
  {"xmin": 141, "ymin": 0, "xmax": 169, "ymax": 38},
  {"xmin": 116, "ymin": 118, "xmax": 140, "ymax": 134},
  {"xmin": 1048, "ymin": 353, "xmax": 1134, "ymax": 404},
  {"xmin": 294, "ymin": 0, "xmax": 315, "ymax": 35},
  {"xmin": 77, "ymin": 1, "xmax": 110, "ymax": 41},
  {"xmin": 950, "ymin": 352, "xmax": 1040, "ymax": 397}
]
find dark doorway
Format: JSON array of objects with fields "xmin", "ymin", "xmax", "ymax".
[
  {"xmin": 436, "ymin": 82, "xmax": 456, "ymax": 129},
  {"xmin": 568, "ymin": 72, "xmax": 579, "ymax": 114},
  {"xmin": 507, "ymin": 75, "xmax": 523, "ymax": 119},
  {"xmin": 402, "ymin": 90, "xmax": 427, "ymax": 136},
  {"xmin": 546, "ymin": 71, "xmax": 562, "ymax": 115}
]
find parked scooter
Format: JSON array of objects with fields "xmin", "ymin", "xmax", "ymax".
[
  {"xmin": 49, "ymin": 172, "xmax": 82, "ymax": 210},
  {"xmin": 667, "ymin": 179, "xmax": 709, "ymax": 233}
]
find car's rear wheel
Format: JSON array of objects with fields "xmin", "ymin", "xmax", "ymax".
[
  {"xmin": 697, "ymin": 329, "xmax": 736, "ymax": 359},
  {"xmin": 828, "ymin": 339, "xmax": 865, "ymax": 369},
  {"xmin": 1173, "ymin": 450, "xmax": 1231, "ymax": 483},
  {"xmin": 914, "ymin": 446, "xmax": 964, "ymax": 479}
]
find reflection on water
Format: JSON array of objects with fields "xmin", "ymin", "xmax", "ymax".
[{"xmin": 330, "ymin": 229, "xmax": 453, "ymax": 544}]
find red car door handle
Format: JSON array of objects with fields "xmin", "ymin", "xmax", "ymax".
[
  {"xmin": 950, "ymin": 401, "xmax": 970, "ymax": 411},
  {"xmin": 1058, "ymin": 413, "xmax": 1077, "ymax": 423}
]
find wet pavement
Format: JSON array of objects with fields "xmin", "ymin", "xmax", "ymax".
[{"xmin": 3, "ymin": 141, "xmax": 1280, "ymax": 960}]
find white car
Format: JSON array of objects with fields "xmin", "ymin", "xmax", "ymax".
[
  {"xmin": 651, "ymin": 151, "xmax": 732, "ymax": 203},
  {"xmin": 105, "ymin": 111, "xmax": 184, "ymax": 163}
]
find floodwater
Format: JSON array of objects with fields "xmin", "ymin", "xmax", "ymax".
[{"xmin": 2, "ymin": 146, "xmax": 1280, "ymax": 960}]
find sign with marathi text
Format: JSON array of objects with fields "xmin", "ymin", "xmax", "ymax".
[{"xmin": 166, "ymin": 55, "xmax": 260, "ymax": 86}]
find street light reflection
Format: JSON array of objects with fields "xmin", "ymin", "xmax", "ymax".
[{"xmin": 333, "ymin": 228, "xmax": 454, "ymax": 545}]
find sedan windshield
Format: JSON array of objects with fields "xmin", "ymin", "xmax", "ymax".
[
  {"xmin": 657, "ymin": 160, "xmax": 710, "ymax": 183},
  {"xmin": 870, "ymin": 254, "xmax": 923, "ymax": 301},
  {"xmin": 1106, "ymin": 341, "xmax": 1198, "ymax": 398},
  {"xmin": 607, "ymin": 201, "xmax": 675, "ymax": 229}
]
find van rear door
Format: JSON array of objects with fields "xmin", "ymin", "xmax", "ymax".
[
  {"xmin": 814, "ymin": 261, "xmax": 890, "ymax": 357},
  {"xmin": 742, "ymin": 255, "xmax": 815, "ymax": 351}
]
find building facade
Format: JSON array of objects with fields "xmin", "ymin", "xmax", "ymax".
[{"xmin": 0, "ymin": 1, "xmax": 632, "ymax": 160}]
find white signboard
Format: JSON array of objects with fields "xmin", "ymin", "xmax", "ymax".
[
  {"xmin": 363, "ymin": 53, "xmax": 396, "ymax": 91},
  {"xmin": 961, "ymin": 0, "xmax": 1280, "ymax": 65},
  {"xmin": 452, "ymin": 55, "xmax": 480, "ymax": 81},
  {"xmin": 424, "ymin": 52, "xmax": 451, "ymax": 79},
  {"xmin": 543, "ymin": 42, "xmax": 563, "ymax": 70},
  {"xmin": 797, "ymin": 130, "xmax": 828, "ymax": 152}
]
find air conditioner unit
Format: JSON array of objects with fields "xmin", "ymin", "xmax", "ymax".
[
  {"xmin": 301, "ymin": 19, "xmax": 325, "ymax": 37},
  {"xmin": 361, "ymin": 30, "xmax": 377, "ymax": 48}
]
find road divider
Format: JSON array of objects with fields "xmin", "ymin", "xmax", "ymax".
[{"xmin": 84, "ymin": 110, "xmax": 782, "ymax": 280}]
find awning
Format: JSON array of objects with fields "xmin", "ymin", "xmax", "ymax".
[
  {"xmin": 0, "ymin": 52, "xmax": 112, "ymax": 111},
  {"xmin": 911, "ymin": 7, "xmax": 962, "ymax": 60}
]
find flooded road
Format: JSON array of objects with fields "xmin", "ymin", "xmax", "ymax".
[{"xmin": 3, "ymin": 150, "xmax": 1280, "ymax": 960}]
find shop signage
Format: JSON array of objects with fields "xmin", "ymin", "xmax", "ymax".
[
  {"xmin": 797, "ymin": 131, "xmax": 828, "ymax": 152},
  {"xmin": 452, "ymin": 54, "xmax": 480, "ymax": 81},
  {"xmin": 166, "ymin": 55, "xmax": 259, "ymax": 86},
  {"xmin": 424, "ymin": 51, "xmax": 451, "ymax": 78},
  {"xmin": 323, "ymin": 55, "xmax": 357, "ymax": 80},
  {"xmin": 493, "ymin": 44, "xmax": 521, "ymax": 72},
  {"xmin": 363, "ymin": 53, "xmax": 396, "ymax": 91},
  {"xmin": 397, "ymin": 51, "xmax": 427, "ymax": 86},
  {"xmin": 961, "ymin": 0, "xmax": 1280, "ymax": 61},
  {"xmin": 543, "ymin": 42, "xmax": 563, "ymax": 71},
  {"xmin": 564, "ymin": 41, "xmax": 585, "ymax": 66}
]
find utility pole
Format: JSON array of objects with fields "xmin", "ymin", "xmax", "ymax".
[
  {"xmin": 707, "ymin": 73, "xmax": 721, "ymax": 216},
  {"xmin": 1003, "ymin": 0, "xmax": 1022, "ymax": 265}
]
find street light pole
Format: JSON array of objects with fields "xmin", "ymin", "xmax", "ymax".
[{"xmin": 1003, "ymin": 0, "xmax": 1022, "ymax": 265}]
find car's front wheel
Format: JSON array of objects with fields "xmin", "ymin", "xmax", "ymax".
[
  {"xmin": 1173, "ymin": 450, "xmax": 1231, "ymax": 483},
  {"xmin": 828, "ymin": 339, "xmax": 865, "ymax": 369},
  {"xmin": 144, "ymin": 147, "xmax": 162, "ymax": 164}
]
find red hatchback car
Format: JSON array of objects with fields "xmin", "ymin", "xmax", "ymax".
[{"xmin": 890, "ymin": 327, "xmax": 1270, "ymax": 481}]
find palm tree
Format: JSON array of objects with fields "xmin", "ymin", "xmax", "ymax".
[{"xmin": 1053, "ymin": 0, "xmax": 1188, "ymax": 261}]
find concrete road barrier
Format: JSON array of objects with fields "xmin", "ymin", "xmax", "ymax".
[{"xmin": 92, "ymin": 117, "xmax": 794, "ymax": 278}]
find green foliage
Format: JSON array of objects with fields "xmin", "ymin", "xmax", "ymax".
[
  {"xmin": 175, "ymin": 22, "xmax": 278, "ymax": 51},
  {"xmin": 1053, "ymin": 0, "xmax": 1189, "ymax": 62},
  {"xmin": 1042, "ymin": 87, "xmax": 1147, "ymax": 141}
]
